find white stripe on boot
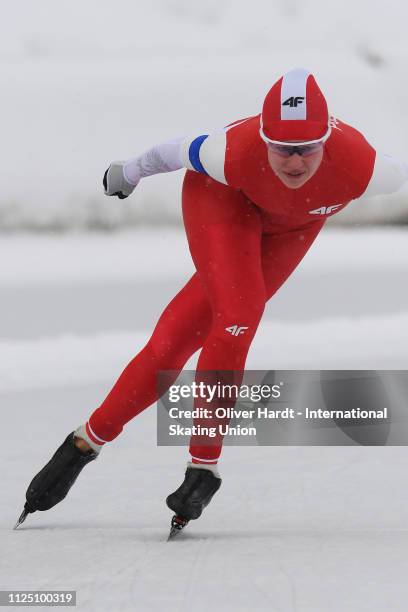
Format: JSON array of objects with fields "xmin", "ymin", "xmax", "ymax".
[
  {"xmin": 187, "ymin": 461, "xmax": 221, "ymax": 479},
  {"xmin": 74, "ymin": 424, "xmax": 103, "ymax": 454}
]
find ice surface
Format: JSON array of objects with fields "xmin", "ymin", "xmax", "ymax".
[
  {"xmin": 3, "ymin": 384, "xmax": 408, "ymax": 612},
  {"xmin": 1, "ymin": 227, "xmax": 408, "ymax": 610}
]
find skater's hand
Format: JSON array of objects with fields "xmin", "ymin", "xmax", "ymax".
[{"xmin": 103, "ymin": 161, "xmax": 139, "ymax": 199}]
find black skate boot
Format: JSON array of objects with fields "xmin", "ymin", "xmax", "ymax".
[
  {"xmin": 14, "ymin": 432, "xmax": 97, "ymax": 529},
  {"xmin": 166, "ymin": 465, "xmax": 222, "ymax": 539}
]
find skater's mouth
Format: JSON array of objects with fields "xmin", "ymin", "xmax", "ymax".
[{"xmin": 284, "ymin": 171, "xmax": 306, "ymax": 178}]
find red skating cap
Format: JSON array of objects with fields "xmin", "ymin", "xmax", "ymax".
[{"xmin": 261, "ymin": 68, "xmax": 330, "ymax": 143}]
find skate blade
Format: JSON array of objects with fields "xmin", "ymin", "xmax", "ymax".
[
  {"xmin": 167, "ymin": 515, "xmax": 189, "ymax": 541},
  {"xmin": 13, "ymin": 507, "xmax": 30, "ymax": 530}
]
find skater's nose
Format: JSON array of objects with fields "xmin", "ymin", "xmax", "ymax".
[{"xmin": 284, "ymin": 154, "xmax": 304, "ymax": 169}]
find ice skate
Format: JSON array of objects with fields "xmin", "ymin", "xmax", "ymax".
[
  {"xmin": 14, "ymin": 432, "xmax": 98, "ymax": 529},
  {"xmin": 166, "ymin": 464, "xmax": 222, "ymax": 539}
]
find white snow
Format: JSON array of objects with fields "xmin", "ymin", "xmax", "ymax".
[
  {"xmin": 1, "ymin": 226, "xmax": 408, "ymax": 286},
  {"xmin": 0, "ymin": 230, "xmax": 194, "ymax": 286},
  {"xmin": 1, "ymin": 227, "xmax": 408, "ymax": 611}
]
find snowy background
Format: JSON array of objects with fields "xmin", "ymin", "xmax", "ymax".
[
  {"xmin": 2, "ymin": 0, "xmax": 408, "ymax": 229},
  {"xmin": 1, "ymin": 2, "xmax": 408, "ymax": 611}
]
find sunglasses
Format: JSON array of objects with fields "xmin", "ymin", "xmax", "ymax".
[
  {"xmin": 266, "ymin": 142, "xmax": 324, "ymax": 157},
  {"xmin": 259, "ymin": 117, "xmax": 332, "ymax": 158}
]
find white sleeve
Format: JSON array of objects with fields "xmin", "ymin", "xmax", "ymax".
[
  {"xmin": 122, "ymin": 128, "xmax": 230, "ymax": 186},
  {"xmin": 123, "ymin": 137, "xmax": 185, "ymax": 185},
  {"xmin": 362, "ymin": 152, "xmax": 408, "ymax": 198}
]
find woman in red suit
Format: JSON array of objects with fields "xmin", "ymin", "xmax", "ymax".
[{"xmin": 17, "ymin": 68, "xmax": 408, "ymax": 532}]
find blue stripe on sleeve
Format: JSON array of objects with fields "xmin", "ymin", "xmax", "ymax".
[{"xmin": 188, "ymin": 135, "xmax": 209, "ymax": 174}]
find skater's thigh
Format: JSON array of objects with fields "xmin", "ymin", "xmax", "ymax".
[
  {"xmin": 261, "ymin": 221, "xmax": 325, "ymax": 300},
  {"xmin": 182, "ymin": 170, "xmax": 258, "ymax": 226},
  {"xmin": 182, "ymin": 171, "xmax": 266, "ymax": 314}
]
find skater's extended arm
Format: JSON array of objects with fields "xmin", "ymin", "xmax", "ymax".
[
  {"xmin": 103, "ymin": 136, "xmax": 185, "ymax": 199},
  {"xmin": 103, "ymin": 127, "xmax": 235, "ymax": 199}
]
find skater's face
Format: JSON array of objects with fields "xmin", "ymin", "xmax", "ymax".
[{"xmin": 266, "ymin": 142, "xmax": 324, "ymax": 189}]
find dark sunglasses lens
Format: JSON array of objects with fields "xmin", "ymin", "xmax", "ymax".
[
  {"xmin": 268, "ymin": 145, "xmax": 292, "ymax": 157},
  {"xmin": 268, "ymin": 142, "xmax": 323, "ymax": 157},
  {"xmin": 298, "ymin": 144, "xmax": 322, "ymax": 156}
]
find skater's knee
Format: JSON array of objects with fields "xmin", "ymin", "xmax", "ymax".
[{"xmin": 148, "ymin": 325, "xmax": 205, "ymax": 368}]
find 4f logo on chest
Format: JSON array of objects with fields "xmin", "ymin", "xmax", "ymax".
[
  {"xmin": 309, "ymin": 205, "xmax": 342, "ymax": 216},
  {"xmin": 282, "ymin": 96, "xmax": 305, "ymax": 108}
]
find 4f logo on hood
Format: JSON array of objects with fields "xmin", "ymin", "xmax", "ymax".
[{"xmin": 282, "ymin": 96, "xmax": 305, "ymax": 108}]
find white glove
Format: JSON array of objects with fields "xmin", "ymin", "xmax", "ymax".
[{"xmin": 103, "ymin": 161, "xmax": 138, "ymax": 199}]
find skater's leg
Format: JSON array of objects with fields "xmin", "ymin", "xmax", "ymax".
[
  {"xmin": 20, "ymin": 264, "xmax": 213, "ymax": 521},
  {"xmin": 182, "ymin": 172, "xmax": 265, "ymax": 372},
  {"xmin": 182, "ymin": 172, "xmax": 266, "ymax": 463},
  {"xmin": 185, "ymin": 181, "xmax": 325, "ymax": 464},
  {"xmin": 81, "ymin": 273, "xmax": 212, "ymax": 448},
  {"xmin": 164, "ymin": 221, "xmax": 326, "ymax": 528}
]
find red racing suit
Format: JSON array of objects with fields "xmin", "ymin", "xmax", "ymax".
[{"xmin": 84, "ymin": 115, "xmax": 408, "ymax": 462}]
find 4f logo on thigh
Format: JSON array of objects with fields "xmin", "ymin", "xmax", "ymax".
[{"xmin": 225, "ymin": 325, "xmax": 249, "ymax": 336}]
